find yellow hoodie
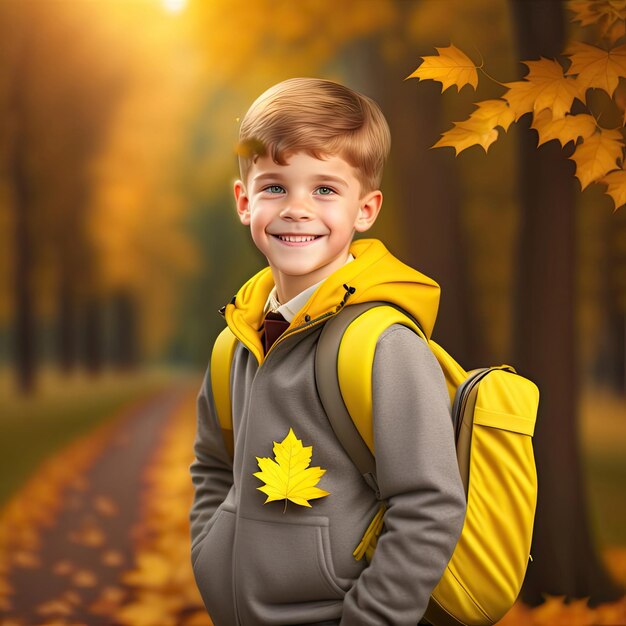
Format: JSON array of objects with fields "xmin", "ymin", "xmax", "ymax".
[
  {"xmin": 192, "ymin": 236, "xmax": 466, "ymax": 626},
  {"xmin": 223, "ymin": 238, "xmax": 442, "ymax": 365}
]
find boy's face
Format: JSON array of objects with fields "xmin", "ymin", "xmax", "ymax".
[{"xmin": 234, "ymin": 151, "xmax": 382, "ymax": 303}]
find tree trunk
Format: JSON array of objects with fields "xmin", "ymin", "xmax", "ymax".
[
  {"xmin": 111, "ymin": 290, "xmax": 138, "ymax": 370},
  {"xmin": 8, "ymin": 27, "xmax": 37, "ymax": 394},
  {"xmin": 509, "ymin": 0, "xmax": 623, "ymax": 604},
  {"xmin": 592, "ymin": 210, "xmax": 626, "ymax": 394},
  {"xmin": 82, "ymin": 296, "xmax": 104, "ymax": 375},
  {"xmin": 57, "ymin": 261, "xmax": 79, "ymax": 373},
  {"xmin": 380, "ymin": 74, "xmax": 474, "ymax": 365},
  {"xmin": 336, "ymin": 6, "xmax": 476, "ymax": 367},
  {"xmin": 605, "ymin": 209, "xmax": 626, "ymax": 394}
]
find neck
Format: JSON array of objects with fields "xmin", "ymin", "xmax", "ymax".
[{"xmin": 271, "ymin": 251, "xmax": 351, "ymax": 303}]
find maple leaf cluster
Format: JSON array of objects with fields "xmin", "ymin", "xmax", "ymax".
[{"xmin": 407, "ymin": 0, "xmax": 626, "ymax": 211}]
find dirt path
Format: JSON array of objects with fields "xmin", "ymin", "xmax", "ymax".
[{"xmin": 0, "ymin": 382, "xmax": 204, "ymax": 626}]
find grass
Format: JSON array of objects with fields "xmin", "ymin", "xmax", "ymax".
[
  {"xmin": 0, "ymin": 364, "xmax": 199, "ymax": 505},
  {"xmin": 579, "ymin": 388, "xmax": 626, "ymax": 547},
  {"xmin": 0, "ymin": 365, "xmax": 623, "ymax": 551}
]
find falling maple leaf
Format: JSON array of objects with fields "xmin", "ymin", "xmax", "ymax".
[
  {"xmin": 503, "ymin": 58, "xmax": 583, "ymax": 121},
  {"xmin": 432, "ymin": 100, "xmax": 513, "ymax": 154},
  {"xmin": 253, "ymin": 428, "xmax": 330, "ymax": 510},
  {"xmin": 568, "ymin": 0, "xmax": 626, "ymax": 43},
  {"xmin": 564, "ymin": 40, "xmax": 626, "ymax": 96},
  {"xmin": 567, "ymin": 0, "xmax": 626, "ymax": 26},
  {"xmin": 467, "ymin": 99, "xmax": 516, "ymax": 130},
  {"xmin": 569, "ymin": 126, "xmax": 624, "ymax": 188},
  {"xmin": 569, "ymin": 0, "xmax": 605, "ymax": 26},
  {"xmin": 601, "ymin": 166, "xmax": 626, "ymax": 209},
  {"xmin": 406, "ymin": 44, "xmax": 478, "ymax": 92},
  {"xmin": 531, "ymin": 110, "xmax": 597, "ymax": 146},
  {"xmin": 433, "ymin": 120, "xmax": 499, "ymax": 155}
]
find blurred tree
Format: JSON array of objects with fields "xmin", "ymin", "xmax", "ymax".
[
  {"xmin": 592, "ymin": 206, "xmax": 626, "ymax": 395},
  {"xmin": 0, "ymin": 1, "xmax": 127, "ymax": 390},
  {"xmin": 188, "ymin": 0, "xmax": 519, "ymax": 369},
  {"xmin": 87, "ymin": 3, "xmax": 201, "ymax": 364},
  {"xmin": 338, "ymin": 14, "xmax": 473, "ymax": 367},
  {"xmin": 109, "ymin": 290, "xmax": 139, "ymax": 370},
  {"xmin": 508, "ymin": 0, "xmax": 622, "ymax": 605},
  {"xmin": 402, "ymin": 0, "xmax": 625, "ymax": 603},
  {"xmin": 5, "ymin": 16, "xmax": 36, "ymax": 393},
  {"xmin": 607, "ymin": 209, "xmax": 626, "ymax": 393},
  {"xmin": 0, "ymin": 0, "xmax": 201, "ymax": 389}
]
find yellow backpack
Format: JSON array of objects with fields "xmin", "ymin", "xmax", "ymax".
[{"xmin": 211, "ymin": 301, "xmax": 540, "ymax": 626}]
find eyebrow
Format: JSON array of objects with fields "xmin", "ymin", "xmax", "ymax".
[{"xmin": 252, "ymin": 173, "xmax": 348, "ymax": 187}]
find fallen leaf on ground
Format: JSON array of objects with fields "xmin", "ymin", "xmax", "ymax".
[
  {"xmin": 71, "ymin": 569, "xmax": 97, "ymax": 588},
  {"xmin": 181, "ymin": 611, "xmax": 214, "ymax": 626},
  {"xmin": 89, "ymin": 585, "xmax": 127, "ymax": 615},
  {"xmin": 12, "ymin": 551, "xmax": 40, "ymax": 568},
  {"xmin": 93, "ymin": 495, "xmax": 118, "ymax": 517},
  {"xmin": 102, "ymin": 550, "xmax": 124, "ymax": 567},
  {"xmin": 69, "ymin": 522, "xmax": 105, "ymax": 548},
  {"xmin": 52, "ymin": 560, "xmax": 75, "ymax": 576},
  {"xmin": 36, "ymin": 598, "xmax": 75, "ymax": 616}
]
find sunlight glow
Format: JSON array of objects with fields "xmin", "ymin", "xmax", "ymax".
[{"xmin": 162, "ymin": 0, "xmax": 187, "ymax": 14}]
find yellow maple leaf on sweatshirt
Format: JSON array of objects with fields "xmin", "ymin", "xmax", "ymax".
[{"xmin": 253, "ymin": 428, "xmax": 330, "ymax": 510}]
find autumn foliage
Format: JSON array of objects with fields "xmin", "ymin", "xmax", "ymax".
[{"xmin": 407, "ymin": 0, "xmax": 626, "ymax": 211}]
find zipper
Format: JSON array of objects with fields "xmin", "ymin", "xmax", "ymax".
[
  {"xmin": 263, "ymin": 284, "xmax": 356, "ymax": 360},
  {"xmin": 230, "ymin": 306, "xmax": 348, "ymax": 625},
  {"xmin": 451, "ymin": 368, "xmax": 491, "ymax": 438},
  {"xmin": 451, "ymin": 365, "xmax": 516, "ymax": 438},
  {"xmin": 262, "ymin": 309, "xmax": 336, "ymax": 359},
  {"xmin": 221, "ymin": 284, "xmax": 356, "ymax": 365},
  {"xmin": 226, "ymin": 284, "xmax": 355, "ymax": 623}
]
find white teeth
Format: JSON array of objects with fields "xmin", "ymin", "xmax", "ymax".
[{"xmin": 276, "ymin": 235, "xmax": 319, "ymax": 243}]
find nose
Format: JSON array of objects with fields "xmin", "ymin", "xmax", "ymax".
[{"xmin": 279, "ymin": 195, "xmax": 313, "ymax": 220}]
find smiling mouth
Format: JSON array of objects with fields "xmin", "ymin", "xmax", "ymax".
[{"xmin": 271, "ymin": 234, "xmax": 323, "ymax": 243}]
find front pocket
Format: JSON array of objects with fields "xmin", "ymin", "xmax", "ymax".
[
  {"xmin": 235, "ymin": 515, "xmax": 346, "ymax": 608},
  {"xmin": 192, "ymin": 507, "xmax": 237, "ymax": 626}
]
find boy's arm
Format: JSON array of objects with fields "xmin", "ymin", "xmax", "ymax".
[
  {"xmin": 189, "ymin": 360, "xmax": 234, "ymax": 556},
  {"xmin": 340, "ymin": 325, "xmax": 467, "ymax": 626}
]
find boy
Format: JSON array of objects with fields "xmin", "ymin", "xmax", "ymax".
[{"xmin": 190, "ymin": 77, "xmax": 466, "ymax": 626}]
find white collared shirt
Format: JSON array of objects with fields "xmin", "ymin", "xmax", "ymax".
[{"xmin": 263, "ymin": 253, "xmax": 355, "ymax": 322}]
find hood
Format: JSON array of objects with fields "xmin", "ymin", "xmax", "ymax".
[{"xmin": 222, "ymin": 238, "xmax": 440, "ymax": 365}]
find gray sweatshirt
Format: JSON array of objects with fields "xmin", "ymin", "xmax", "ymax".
[{"xmin": 190, "ymin": 238, "xmax": 466, "ymax": 626}]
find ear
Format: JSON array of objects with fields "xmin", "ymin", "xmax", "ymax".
[
  {"xmin": 234, "ymin": 180, "xmax": 250, "ymax": 225},
  {"xmin": 354, "ymin": 190, "xmax": 383, "ymax": 233}
]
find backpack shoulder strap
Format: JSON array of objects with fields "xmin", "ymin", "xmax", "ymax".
[
  {"xmin": 210, "ymin": 326, "xmax": 238, "ymax": 458},
  {"xmin": 315, "ymin": 301, "xmax": 424, "ymax": 495}
]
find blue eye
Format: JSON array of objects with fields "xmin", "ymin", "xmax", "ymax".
[
  {"xmin": 317, "ymin": 186, "xmax": 335, "ymax": 195},
  {"xmin": 265, "ymin": 185, "xmax": 284, "ymax": 194}
]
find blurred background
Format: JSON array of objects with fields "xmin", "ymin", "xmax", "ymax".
[{"xmin": 0, "ymin": 0, "xmax": 624, "ymax": 624}]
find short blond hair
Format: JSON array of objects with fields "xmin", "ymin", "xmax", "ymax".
[{"xmin": 237, "ymin": 77, "xmax": 391, "ymax": 194}]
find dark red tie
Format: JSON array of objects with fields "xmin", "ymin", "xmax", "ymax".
[{"xmin": 263, "ymin": 310, "xmax": 290, "ymax": 354}]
